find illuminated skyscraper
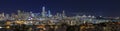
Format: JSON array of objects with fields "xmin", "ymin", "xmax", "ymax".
[
  {"xmin": 18, "ymin": 10, "xmax": 21, "ymax": 14},
  {"xmin": 17, "ymin": 10, "xmax": 22, "ymax": 18},
  {"xmin": 48, "ymin": 10, "xmax": 52, "ymax": 17},
  {"xmin": 41, "ymin": 6, "xmax": 46, "ymax": 17},
  {"xmin": 17, "ymin": 10, "xmax": 21, "ymax": 16},
  {"xmin": 5, "ymin": 14, "xmax": 9, "ymax": 18},
  {"xmin": 62, "ymin": 10, "xmax": 65, "ymax": 17}
]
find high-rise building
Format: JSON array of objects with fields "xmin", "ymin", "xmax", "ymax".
[
  {"xmin": 48, "ymin": 10, "xmax": 52, "ymax": 17},
  {"xmin": 41, "ymin": 6, "xmax": 46, "ymax": 17},
  {"xmin": 18, "ymin": 10, "xmax": 21, "ymax": 14},
  {"xmin": 62, "ymin": 10, "xmax": 65, "ymax": 17},
  {"xmin": 5, "ymin": 14, "xmax": 10, "ymax": 19},
  {"xmin": 17, "ymin": 10, "xmax": 22, "ymax": 18}
]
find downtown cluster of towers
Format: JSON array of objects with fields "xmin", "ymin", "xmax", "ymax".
[
  {"xmin": 0, "ymin": 6, "xmax": 119, "ymax": 21},
  {"xmin": 0, "ymin": 6, "xmax": 66, "ymax": 20},
  {"xmin": 0, "ymin": 6, "xmax": 119, "ymax": 25}
]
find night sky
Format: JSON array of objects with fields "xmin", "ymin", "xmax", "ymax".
[{"xmin": 0, "ymin": 0, "xmax": 120, "ymax": 17}]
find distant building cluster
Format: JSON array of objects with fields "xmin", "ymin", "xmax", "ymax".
[
  {"xmin": 0, "ymin": 6, "xmax": 119, "ymax": 24},
  {"xmin": 0, "ymin": 6, "xmax": 120, "ymax": 31},
  {"xmin": 0, "ymin": 6, "xmax": 65, "ymax": 20}
]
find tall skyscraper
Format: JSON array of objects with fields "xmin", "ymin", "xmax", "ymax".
[
  {"xmin": 41, "ymin": 6, "xmax": 46, "ymax": 17},
  {"xmin": 17, "ymin": 10, "xmax": 21, "ymax": 18},
  {"xmin": 48, "ymin": 10, "xmax": 52, "ymax": 17},
  {"xmin": 18, "ymin": 10, "xmax": 21, "ymax": 14},
  {"xmin": 62, "ymin": 10, "xmax": 65, "ymax": 17},
  {"xmin": 6, "ymin": 14, "xmax": 9, "ymax": 19},
  {"xmin": 17, "ymin": 10, "xmax": 21, "ymax": 16}
]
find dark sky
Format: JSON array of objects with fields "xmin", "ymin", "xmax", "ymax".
[{"xmin": 0, "ymin": 0, "xmax": 120, "ymax": 17}]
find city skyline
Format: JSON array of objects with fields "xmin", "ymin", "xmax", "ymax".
[
  {"xmin": 0, "ymin": 0, "xmax": 120, "ymax": 31},
  {"xmin": 0, "ymin": 0, "xmax": 120, "ymax": 17}
]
